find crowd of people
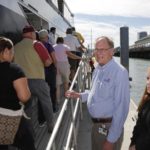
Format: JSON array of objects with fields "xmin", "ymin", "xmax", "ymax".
[
  {"xmin": 0, "ymin": 25, "xmax": 86, "ymax": 149},
  {"xmin": 0, "ymin": 25, "xmax": 150, "ymax": 150}
]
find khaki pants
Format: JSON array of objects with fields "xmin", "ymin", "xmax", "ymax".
[{"xmin": 91, "ymin": 123, "xmax": 123, "ymax": 150}]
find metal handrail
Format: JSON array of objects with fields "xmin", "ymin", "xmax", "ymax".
[
  {"xmin": 46, "ymin": 54, "xmax": 91, "ymax": 150},
  {"xmin": 64, "ymin": 98, "xmax": 79, "ymax": 150}
]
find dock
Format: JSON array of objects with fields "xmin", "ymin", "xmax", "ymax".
[
  {"xmin": 33, "ymin": 59, "xmax": 138, "ymax": 150},
  {"xmin": 8, "ymin": 58, "xmax": 139, "ymax": 150},
  {"xmin": 29, "ymin": 58, "xmax": 138, "ymax": 150}
]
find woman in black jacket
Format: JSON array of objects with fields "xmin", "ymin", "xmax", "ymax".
[{"xmin": 129, "ymin": 67, "xmax": 150, "ymax": 150}]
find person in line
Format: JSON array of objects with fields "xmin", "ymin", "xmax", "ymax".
[
  {"xmin": 48, "ymin": 27, "xmax": 56, "ymax": 45},
  {"xmin": 71, "ymin": 27, "xmax": 86, "ymax": 67},
  {"xmin": 72, "ymin": 27, "xmax": 85, "ymax": 44},
  {"xmin": 0, "ymin": 37, "xmax": 36, "ymax": 150},
  {"xmin": 38, "ymin": 29, "xmax": 58, "ymax": 112},
  {"xmin": 53, "ymin": 37, "xmax": 82, "ymax": 104},
  {"xmin": 65, "ymin": 36, "xmax": 130, "ymax": 150},
  {"xmin": 72, "ymin": 26, "xmax": 87, "ymax": 55},
  {"xmin": 14, "ymin": 25, "xmax": 54, "ymax": 133},
  {"xmin": 64, "ymin": 28, "xmax": 84, "ymax": 81},
  {"xmin": 129, "ymin": 67, "xmax": 150, "ymax": 150}
]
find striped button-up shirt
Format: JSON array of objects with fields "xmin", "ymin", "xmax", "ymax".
[{"xmin": 81, "ymin": 58, "xmax": 130, "ymax": 143}]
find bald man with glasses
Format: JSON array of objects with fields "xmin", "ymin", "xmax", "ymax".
[{"xmin": 65, "ymin": 36, "xmax": 130, "ymax": 150}]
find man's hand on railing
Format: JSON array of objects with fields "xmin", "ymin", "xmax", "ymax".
[{"xmin": 65, "ymin": 90, "xmax": 81, "ymax": 99}]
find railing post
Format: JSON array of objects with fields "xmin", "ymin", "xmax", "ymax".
[
  {"xmin": 87, "ymin": 72, "xmax": 91, "ymax": 89},
  {"xmin": 70, "ymin": 100, "xmax": 77, "ymax": 150},
  {"xmin": 78, "ymin": 64, "xmax": 83, "ymax": 120},
  {"xmin": 83, "ymin": 62, "xmax": 86, "ymax": 90},
  {"xmin": 46, "ymin": 58, "xmax": 91, "ymax": 150}
]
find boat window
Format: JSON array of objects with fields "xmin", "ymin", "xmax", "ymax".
[
  {"xmin": 19, "ymin": 3, "xmax": 49, "ymax": 30},
  {"xmin": 58, "ymin": 0, "xmax": 64, "ymax": 16}
]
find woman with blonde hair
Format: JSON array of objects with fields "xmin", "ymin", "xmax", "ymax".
[{"xmin": 129, "ymin": 67, "xmax": 150, "ymax": 150}]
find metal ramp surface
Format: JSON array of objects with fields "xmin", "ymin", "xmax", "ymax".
[{"xmin": 77, "ymin": 100, "xmax": 137, "ymax": 150}]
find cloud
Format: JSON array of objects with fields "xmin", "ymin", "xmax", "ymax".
[
  {"xmin": 74, "ymin": 16, "xmax": 150, "ymax": 47},
  {"xmin": 74, "ymin": 18, "xmax": 120, "ymax": 47},
  {"xmin": 65, "ymin": 0, "xmax": 150, "ymax": 47},
  {"xmin": 66, "ymin": 0, "xmax": 150, "ymax": 18}
]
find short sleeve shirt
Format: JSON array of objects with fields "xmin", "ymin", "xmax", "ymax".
[
  {"xmin": 0, "ymin": 62, "xmax": 25, "ymax": 110},
  {"xmin": 53, "ymin": 43, "xmax": 70, "ymax": 62}
]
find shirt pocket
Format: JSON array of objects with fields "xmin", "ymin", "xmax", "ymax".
[{"xmin": 95, "ymin": 81, "xmax": 113, "ymax": 100}]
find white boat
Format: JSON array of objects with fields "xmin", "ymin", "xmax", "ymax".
[{"xmin": 0, "ymin": 0, "xmax": 74, "ymax": 44}]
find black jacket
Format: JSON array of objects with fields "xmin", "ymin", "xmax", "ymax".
[{"xmin": 130, "ymin": 100, "xmax": 150, "ymax": 150}]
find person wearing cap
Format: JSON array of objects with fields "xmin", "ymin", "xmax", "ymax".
[
  {"xmin": 71, "ymin": 27, "xmax": 87, "ymax": 55},
  {"xmin": 65, "ymin": 36, "xmax": 130, "ymax": 150},
  {"xmin": 72, "ymin": 27, "xmax": 84, "ymax": 44},
  {"xmin": 14, "ymin": 25, "xmax": 54, "ymax": 133},
  {"xmin": 38, "ymin": 29, "xmax": 58, "ymax": 112},
  {"xmin": 64, "ymin": 28, "xmax": 84, "ymax": 81},
  {"xmin": 48, "ymin": 27, "xmax": 56, "ymax": 45}
]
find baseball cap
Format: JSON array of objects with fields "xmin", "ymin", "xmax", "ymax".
[{"xmin": 22, "ymin": 25, "xmax": 35, "ymax": 33}]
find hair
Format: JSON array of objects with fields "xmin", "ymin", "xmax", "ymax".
[
  {"xmin": 66, "ymin": 28, "xmax": 72, "ymax": 34},
  {"xmin": 22, "ymin": 25, "xmax": 35, "ymax": 34},
  {"xmin": 56, "ymin": 37, "xmax": 64, "ymax": 44},
  {"xmin": 138, "ymin": 67, "xmax": 150, "ymax": 112},
  {"xmin": 95, "ymin": 36, "xmax": 114, "ymax": 48},
  {"xmin": 0, "ymin": 37, "xmax": 13, "ymax": 53},
  {"xmin": 72, "ymin": 27, "xmax": 75, "ymax": 31},
  {"xmin": 38, "ymin": 29, "xmax": 48, "ymax": 40},
  {"xmin": 50, "ymin": 27, "xmax": 56, "ymax": 32},
  {"xmin": 138, "ymin": 87, "xmax": 150, "ymax": 112}
]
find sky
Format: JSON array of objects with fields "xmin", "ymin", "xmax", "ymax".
[{"xmin": 65, "ymin": 0, "xmax": 150, "ymax": 48}]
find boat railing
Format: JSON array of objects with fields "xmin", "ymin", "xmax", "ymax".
[{"xmin": 46, "ymin": 53, "xmax": 92, "ymax": 150}]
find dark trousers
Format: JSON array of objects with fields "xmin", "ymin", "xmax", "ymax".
[
  {"xmin": 26, "ymin": 79, "xmax": 54, "ymax": 129},
  {"xmin": 76, "ymin": 51, "xmax": 82, "ymax": 67},
  {"xmin": 45, "ymin": 64, "xmax": 57, "ymax": 112},
  {"xmin": 91, "ymin": 123, "xmax": 123, "ymax": 150},
  {"xmin": 38, "ymin": 64, "xmax": 57, "ymax": 123},
  {"xmin": 0, "ymin": 117, "xmax": 36, "ymax": 150}
]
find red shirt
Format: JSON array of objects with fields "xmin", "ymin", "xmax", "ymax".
[{"xmin": 34, "ymin": 41, "xmax": 50, "ymax": 63}]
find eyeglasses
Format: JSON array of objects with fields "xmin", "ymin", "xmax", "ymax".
[{"xmin": 94, "ymin": 48, "xmax": 112, "ymax": 53}]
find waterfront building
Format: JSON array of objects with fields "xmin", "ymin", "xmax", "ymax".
[{"xmin": 137, "ymin": 31, "xmax": 147, "ymax": 40}]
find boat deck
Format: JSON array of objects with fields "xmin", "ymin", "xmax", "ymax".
[{"xmin": 77, "ymin": 100, "xmax": 137, "ymax": 150}]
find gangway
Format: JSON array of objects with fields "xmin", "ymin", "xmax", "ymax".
[
  {"xmin": 46, "ymin": 54, "xmax": 92, "ymax": 150},
  {"xmin": 45, "ymin": 54, "xmax": 138, "ymax": 150},
  {"xmin": 12, "ymin": 53, "xmax": 138, "ymax": 150}
]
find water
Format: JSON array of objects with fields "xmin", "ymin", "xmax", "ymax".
[{"xmin": 114, "ymin": 57, "xmax": 150, "ymax": 105}]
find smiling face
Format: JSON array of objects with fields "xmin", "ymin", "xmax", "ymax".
[{"xmin": 94, "ymin": 37, "xmax": 114, "ymax": 66}]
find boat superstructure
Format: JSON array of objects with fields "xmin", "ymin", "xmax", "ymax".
[{"xmin": 0, "ymin": 0, "xmax": 74, "ymax": 44}]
